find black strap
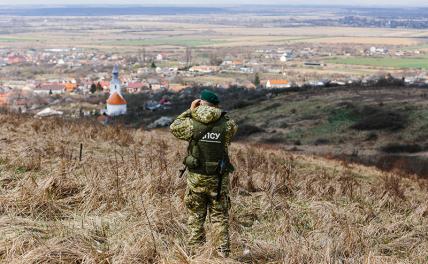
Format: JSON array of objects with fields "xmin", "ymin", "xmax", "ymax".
[{"xmin": 216, "ymin": 153, "xmax": 226, "ymax": 201}]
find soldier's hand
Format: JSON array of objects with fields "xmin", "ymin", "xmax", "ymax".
[{"xmin": 191, "ymin": 99, "xmax": 201, "ymax": 111}]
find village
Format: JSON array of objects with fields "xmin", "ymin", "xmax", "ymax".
[{"xmin": 0, "ymin": 42, "xmax": 428, "ymax": 119}]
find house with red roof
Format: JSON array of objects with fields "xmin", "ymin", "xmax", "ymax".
[
  {"xmin": 7, "ymin": 55, "xmax": 27, "ymax": 65},
  {"xmin": 99, "ymin": 81, "xmax": 110, "ymax": 90},
  {"xmin": 126, "ymin": 82, "xmax": 148, "ymax": 94},
  {"xmin": 266, "ymin": 80, "xmax": 291, "ymax": 89}
]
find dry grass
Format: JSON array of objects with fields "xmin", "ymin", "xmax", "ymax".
[{"xmin": 0, "ymin": 113, "xmax": 427, "ymax": 263}]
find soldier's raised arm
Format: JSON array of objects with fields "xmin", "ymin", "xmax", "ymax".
[
  {"xmin": 224, "ymin": 118, "xmax": 238, "ymax": 147},
  {"xmin": 170, "ymin": 109, "xmax": 193, "ymax": 141},
  {"xmin": 170, "ymin": 99, "xmax": 203, "ymax": 141}
]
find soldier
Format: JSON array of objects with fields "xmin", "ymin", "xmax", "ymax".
[{"xmin": 170, "ymin": 89, "xmax": 238, "ymax": 257}]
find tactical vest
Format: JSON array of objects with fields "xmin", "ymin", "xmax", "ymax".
[{"xmin": 184, "ymin": 114, "xmax": 233, "ymax": 176}]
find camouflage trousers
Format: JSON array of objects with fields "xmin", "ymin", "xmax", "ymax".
[{"xmin": 184, "ymin": 171, "xmax": 231, "ymax": 254}]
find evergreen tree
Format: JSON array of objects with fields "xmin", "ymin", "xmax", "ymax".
[
  {"xmin": 254, "ymin": 73, "xmax": 261, "ymax": 88},
  {"xmin": 90, "ymin": 83, "xmax": 97, "ymax": 94},
  {"xmin": 151, "ymin": 61, "xmax": 157, "ymax": 68}
]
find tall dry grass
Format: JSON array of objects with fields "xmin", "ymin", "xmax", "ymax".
[{"xmin": 0, "ymin": 113, "xmax": 427, "ymax": 263}]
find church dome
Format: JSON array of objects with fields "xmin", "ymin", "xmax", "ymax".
[{"xmin": 107, "ymin": 92, "xmax": 127, "ymax": 105}]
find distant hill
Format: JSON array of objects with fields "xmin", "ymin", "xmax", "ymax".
[{"xmin": 0, "ymin": 6, "xmax": 227, "ymax": 16}]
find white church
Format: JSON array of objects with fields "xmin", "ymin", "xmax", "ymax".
[{"xmin": 106, "ymin": 65, "xmax": 127, "ymax": 116}]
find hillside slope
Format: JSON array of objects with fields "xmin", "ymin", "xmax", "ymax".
[
  {"xmin": 230, "ymin": 87, "xmax": 428, "ymax": 177},
  {"xmin": 0, "ymin": 113, "xmax": 427, "ymax": 263}
]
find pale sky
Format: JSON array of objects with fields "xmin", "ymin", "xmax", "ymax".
[{"xmin": 0, "ymin": 0, "xmax": 427, "ymax": 7}]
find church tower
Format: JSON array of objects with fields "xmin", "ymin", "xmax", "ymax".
[
  {"xmin": 110, "ymin": 64, "xmax": 121, "ymax": 95},
  {"xmin": 106, "ymin": 64, "xmax": 127, "ymax": 116}
]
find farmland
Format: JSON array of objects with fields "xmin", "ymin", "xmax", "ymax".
[
  {"xmin": 104, "ymin": 38, "xmax": 226, "ymax": 48},
  {"xmin": 327, "ymin": 56, "xmax": 428, "ymax": 69},
  {"xmin": 1, "ymin": 18, "xmax": 428, "ymax": 50},
  {"xmin": 0, "ymin": 37, "xmax": 33, "ymax": 43}
]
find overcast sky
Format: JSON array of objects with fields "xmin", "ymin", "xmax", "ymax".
[{"xmin": 0, "ymin": 0, "xmax": 427, "ymax": 7}]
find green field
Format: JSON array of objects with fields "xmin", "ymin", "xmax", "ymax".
[
  {"xmin": 327, "ymin": 56, "xmax": 428, "ymax": 69},
  {"xmin": 0, "ymin": 37, "xmax": 32, "ymax": 43},
  {"xmin": 104, "ymin": 38, "xmax": 226, "ymax": 47},
  {"xmin": 270, "ymin": 36, "xmax": 328, "ymax": 43}
]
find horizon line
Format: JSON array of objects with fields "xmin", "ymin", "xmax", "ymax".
[{"xmin": 0, "ymin": 4, "xmax": 428, "ymax": 8}]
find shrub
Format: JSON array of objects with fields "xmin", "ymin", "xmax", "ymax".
[
  {"xmin": 232, "ymin": 100, "xmax": 252, "ymax": 109},
  {"xmin": 382, "ymin": 175, "xmax": 405, "ymax": 199},
  {"xmin": 314, "ymin": 138, "xmax": 330, "ymax": 145},
  {"xmin": 380, "ymin": 143, "xmax": 424, "ymax": 153},
  {"xmin": 261, "ymin": 103, "xmax": 281, "ymax": 111},
  {"xmin": 279, "ymin": 122, "xmax": 289, "ymax": 128},
  {"xmin": 262, "ymin": 134, "xmax": 284, "ymax": 144},
  {"xmin": 351, "ymin": 108, "xmax": 406, "ymax": 131},
  {"xmin": 365, "ymin": 132, "xmax": 378, "ymax": 141},
  {"xmin": 235, "ymin": 124, "xmax": 265, "ymax": 139}
]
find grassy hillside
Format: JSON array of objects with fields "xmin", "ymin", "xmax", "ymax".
[
  {"xmin": 230, "ymin": 87, "xmax": 428, "ymax": 176},
  {"xmin": 0, "ymin": 113, "xmax": 427, "ymax": 263}
]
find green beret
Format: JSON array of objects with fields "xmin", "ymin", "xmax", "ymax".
[{"xmin": 200, "ymin": 89, "xmax": 220, "ymax": 105}]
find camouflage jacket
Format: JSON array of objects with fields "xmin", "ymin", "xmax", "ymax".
[
  {"xmin": 170, "ymin": 105, "xmax": 238, "ymax": 193},
  {"xmin": 170, "ymin": 105, "xmax": 238, "ymax": 151}
]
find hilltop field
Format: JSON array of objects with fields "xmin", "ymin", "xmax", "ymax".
[{"xmin": 0, "ymin": 113, "xmax": 427, "ymax": 263}]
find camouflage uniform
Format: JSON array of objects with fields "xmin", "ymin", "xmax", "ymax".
[{"xmin": 170, "ymin": 105, "xmax": 237, "ymax": 254}]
